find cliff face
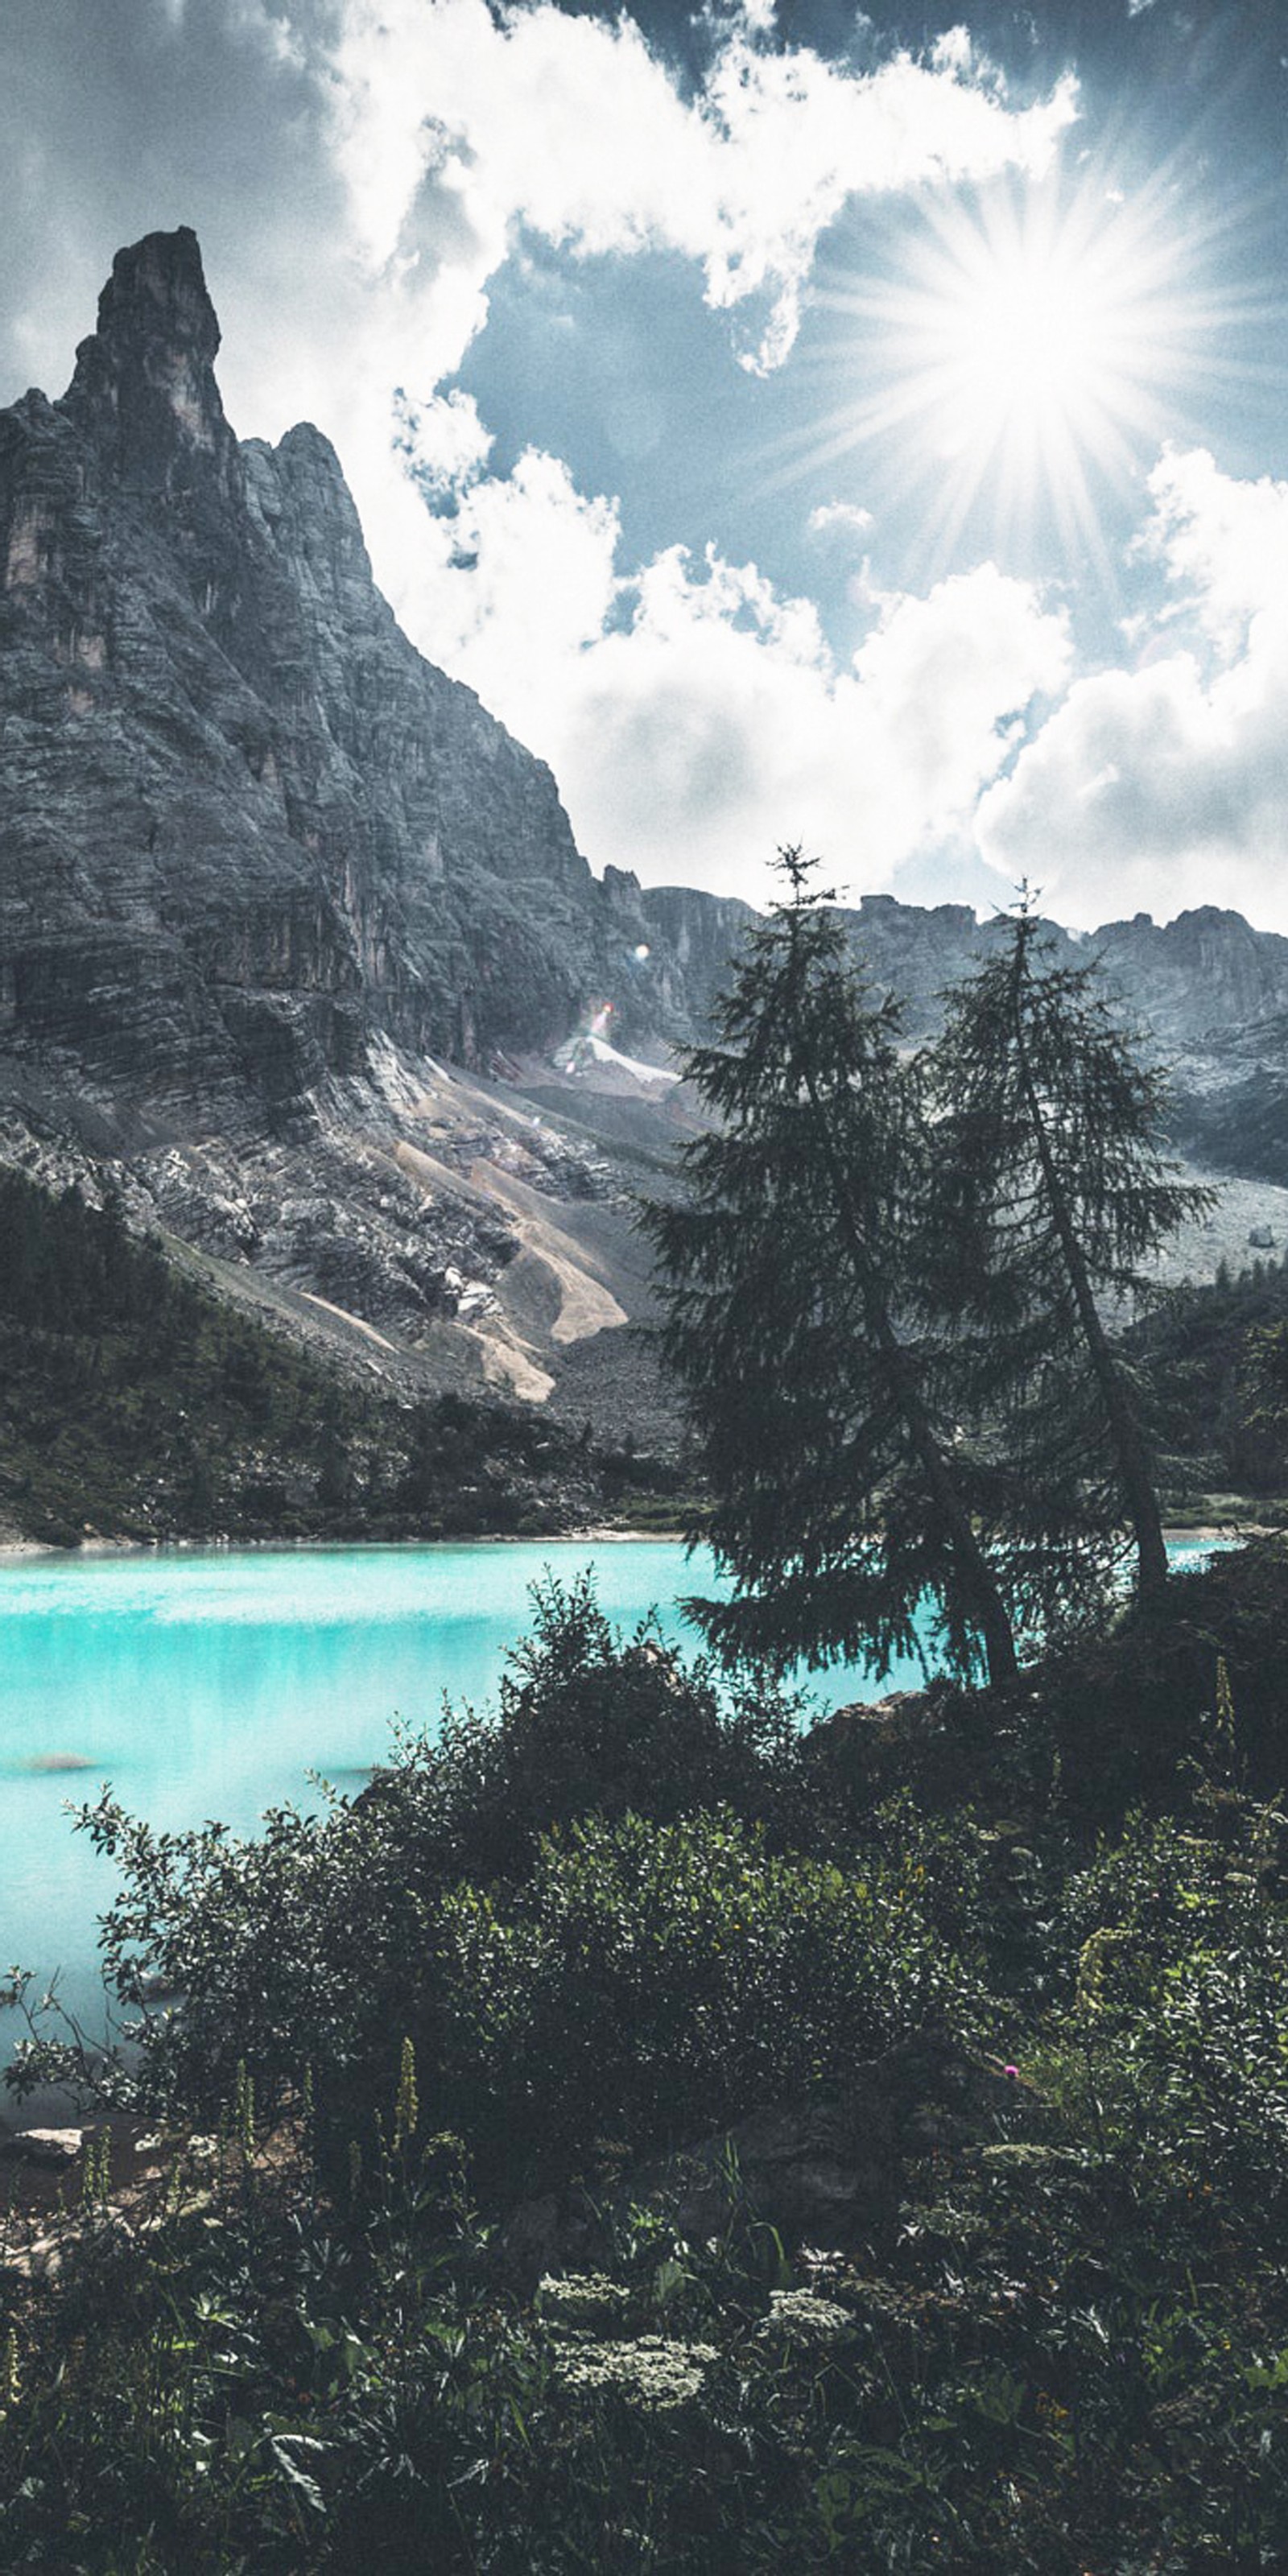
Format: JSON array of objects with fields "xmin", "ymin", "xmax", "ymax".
[
  {"xmin": 6, "ymin": 227, "xmax": 1287, "ymax": 1172},
  {"xmin": 0, "ymin": 228, "xmax": 628, "ymax": 1143},
  {"xmin": 834, "ymin": 900, "xmax": 1288, "ymax": 1186}
]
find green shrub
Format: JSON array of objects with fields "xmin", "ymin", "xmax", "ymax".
[
  {"xmin": 366, "ymin": 1569, "xmax": 813, "ymax": 1884},
  {"xmin": 9, "ymin": 1582, "xmax": 816, "ymax": 2148},
  {"xmin": 1055, "ymin": 1805, "xmax": 1288, "ymax": 2216},
  {"xmin": 427, "ymin": 1807, "xmax": 960, "ymax": 2174}
]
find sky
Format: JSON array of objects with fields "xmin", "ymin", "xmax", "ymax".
[{"xmin": 3, "ymin": 1, "xmax": 1288, "ymax": 929}]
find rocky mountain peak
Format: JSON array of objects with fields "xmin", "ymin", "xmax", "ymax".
[
  {"xmin": 62, "ymin": 225, "xmax": 233, "ymax": 491},
  {"xmin": 1, "ymin": 224, "xmax": 672, "ymax": 1145}
]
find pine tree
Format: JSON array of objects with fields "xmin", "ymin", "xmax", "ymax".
[
  {"xmin": 929, "ymin": 894, "xmax": 1215, "ymax": 1614},
  {"xmin": 642, "ymin": 853, "xmax": 1019, "ymax": 1686}
]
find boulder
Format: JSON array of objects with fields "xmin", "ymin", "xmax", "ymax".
[
  {"xmin": 0, "ymin": 2126, "xmax": 85, "ymax": 2166},
  {"xmin": 497, "ymin": 2032, "xmax": 1020, "ymax": 2280}
]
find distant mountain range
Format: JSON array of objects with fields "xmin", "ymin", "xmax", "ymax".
[{"xmin": 2, "ymin": 228, "xmax": 1287, "ymax": 1434}]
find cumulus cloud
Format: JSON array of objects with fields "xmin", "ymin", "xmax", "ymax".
[
  {"xmin": 415, "ymin": 446, "xmax": 622, "ymax": 691},
  {"xmin": 977, "ymin": 448, "xmax": 1288, "ymax": 927},
  {"xmin": 325, "ymin": 0, "xmax": 1075, "ymax": 375},
  {"xmin": 406, "ymin": 438, "xmax": 1070, "ymax": 901},
  {"xmin": 0, "ymin": 0, "xmax": 1078, "ymax": 910}
]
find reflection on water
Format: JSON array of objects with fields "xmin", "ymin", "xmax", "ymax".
[{"xmin": 0, "ymin": 1536, "xmax": 1224, "ymax": 2062}]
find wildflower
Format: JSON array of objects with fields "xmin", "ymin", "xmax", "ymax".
[
  {"xmin": 758, "ymin": 2289, "xmax": 852, "ymax": 2348},
  {"xmin": 799, "ymin": 2245, "xmax": 847, "ymax": 2289},
  {"xmin": 538, "ymin": 2273, "xmax": 632, "ymax": 2331},
  {"xmin": 554, "ymin": 2334, "xmax": 718, "ymax": 2411}
]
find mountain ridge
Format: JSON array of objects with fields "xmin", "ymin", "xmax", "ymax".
[{"xmin": 3, "ymin": 226, "xmax": 1288, "ymax": 1447}]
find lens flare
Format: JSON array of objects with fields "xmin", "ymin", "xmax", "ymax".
[{"xmin": 772, "ymin": 147, "xmax": 1265, "ymax": 588}]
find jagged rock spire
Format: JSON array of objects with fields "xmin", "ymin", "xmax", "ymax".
[{"xmin": 63, "ymin": 226, "xmax": 234, "ymax": 492}]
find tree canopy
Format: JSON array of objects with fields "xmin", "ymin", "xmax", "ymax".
[
  {"xmin": 646, "ymin": 861, "xmax": 1212, "ymax": 1683},
  {"xmin": 643, "ymin": 854, "xmax": 1018, "ymax": 1686}
]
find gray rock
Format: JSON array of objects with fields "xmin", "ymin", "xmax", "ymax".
[
  {"xmin": 0, "ymin": 2126, "xmax": 85, "ymax": 2166},
  {"xmin": 0, "ymin": 227, "xmax": 626, "ymax": 1130},
  {"xmin": 497, "ymin": 2033, "xmax": 1020, "ymax": 2278}
]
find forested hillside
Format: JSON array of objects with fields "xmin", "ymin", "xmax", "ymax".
[{"xmin": 0, "ymin": 1170, "xmax": 672, "ymax": 1547}]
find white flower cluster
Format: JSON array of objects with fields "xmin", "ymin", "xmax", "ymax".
[
  {"xmin": 553, "ymin": 2334, "xmax": 719, "ymax": 2411},
  {"xmin": 537, "ymin": 2272, "xmax": 633, "ymax": 2330},
  {"xmin": 758, "ymin": 2289, "xmax": 853, "ymax": 2348}
]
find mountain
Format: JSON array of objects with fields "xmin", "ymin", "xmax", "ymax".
[
  {"xmin": 838, "ymin": 896, "xmax": 1288, "ymax": 1195},
  {"xmin": 2, "ymin": 226, "xmax": 1288, "ymax": 1459},
  {"xmin": 0, "ymin": 225, "xmax": 696, "ymax": 1134},
  {"xmin": 0, "ymin": 227, "xmax": 713, "ymax": 1435}
]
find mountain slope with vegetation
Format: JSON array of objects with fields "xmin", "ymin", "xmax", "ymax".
[
  {"xmin": 0, "ymin": 1166, "xmax": 677, "ymax": 1549},
  {"xmin": 4, "ymin": 871, "xmax": 1288, "ymax": 2567}
]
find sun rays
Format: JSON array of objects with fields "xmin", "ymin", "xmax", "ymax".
[{"xmin": 770, "ymin": 146, "xmax": 1267, "ymax": 592}]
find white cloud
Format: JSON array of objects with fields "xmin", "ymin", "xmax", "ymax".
[
  {"xmin": 809, "ymin": 500, "xmax": 874, "ymax": 539},
  {"xmin": 395, "ymin": 387, "xmax": 493, "ymax": 495},
  {"xmin": 321, "ymin": 0, "xmax": 1076, "ymax": 378},
  {"xmin": 930, "ymin": 27, "xmax": 976, "ymax": 78},
  {"xmin": 414, "ymin": 447, "xmax": 622, "ymax": 690},
  {"xmin": 977, "ymin": 448, "xmax": 1288, "ymax": 927},
  {"xmin": 405, "ymin": 442, "xmax": 1071, "ymax": 902},
  {"xmin": 1139, "ymin": 445, "xmax": 1288, "ymax": 655}
]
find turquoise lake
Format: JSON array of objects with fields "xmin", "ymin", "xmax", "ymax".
[{"xmin": 0, "ymin": 1536, "xmax": 1223, "ymax": 2065}]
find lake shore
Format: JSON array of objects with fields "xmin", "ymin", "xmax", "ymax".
[
  {"xmin": 0, "ymin": 1519, "xmax": 1274, "ymax": 1568},
  {"xmin": 0, "ymin": 1522, "xmax": 677, "ymax": 1566}
]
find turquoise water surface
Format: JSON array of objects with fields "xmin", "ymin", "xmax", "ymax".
[{"xmin": 0, "ymin": 1536, "xmax": 1223, "ymax": 2063}]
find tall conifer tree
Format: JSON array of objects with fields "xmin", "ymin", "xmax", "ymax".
[
  {"xmin": 643, "ymin": 854, "xmax": 1020, "ymax": 1685},
  {"xmin": 929, "ymin": 896, "xmax": 1215, "ymax": 1613}
]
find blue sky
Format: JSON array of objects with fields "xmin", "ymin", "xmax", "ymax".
[{"xmin": 3, "ymin": 1, "xmax": 1288, "ymax": 926}]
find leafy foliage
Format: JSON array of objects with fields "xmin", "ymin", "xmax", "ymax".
[
  {"xmin": 431, "ymin": 1806, "xmax": 958, "ymax": 2174},
  {"xmin": 1127, "ymin": 1246, "xmax": 1288, "ymax": 1499}
]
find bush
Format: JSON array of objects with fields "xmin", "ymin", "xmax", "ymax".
[
  {"xmin": 10, "ymin": 1582, "xmax": 815, "ymax": 2152},
  {"xmin": 1055, "ymin": 1802, "xmax": 1288, "ymax": 2218},
  {"xmin": 367, "ymin": 1569, "xmax": 812, "ymax": 1885},
  {"xmin": 426, "ymin": 1807, "xmax": 960, "ymax": 2175}
]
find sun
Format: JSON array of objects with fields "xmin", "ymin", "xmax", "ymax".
[
  {"xmin": 928, "ymin": 193, "xmax": 1143, "ymax": 464},
  {"xmin": 869, "ymin": 175, "xmax": 1192, "ymax": 563},
  {"xmin": 776, "ymin": 153, "xmax": 1245, "ymax": 584}
]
